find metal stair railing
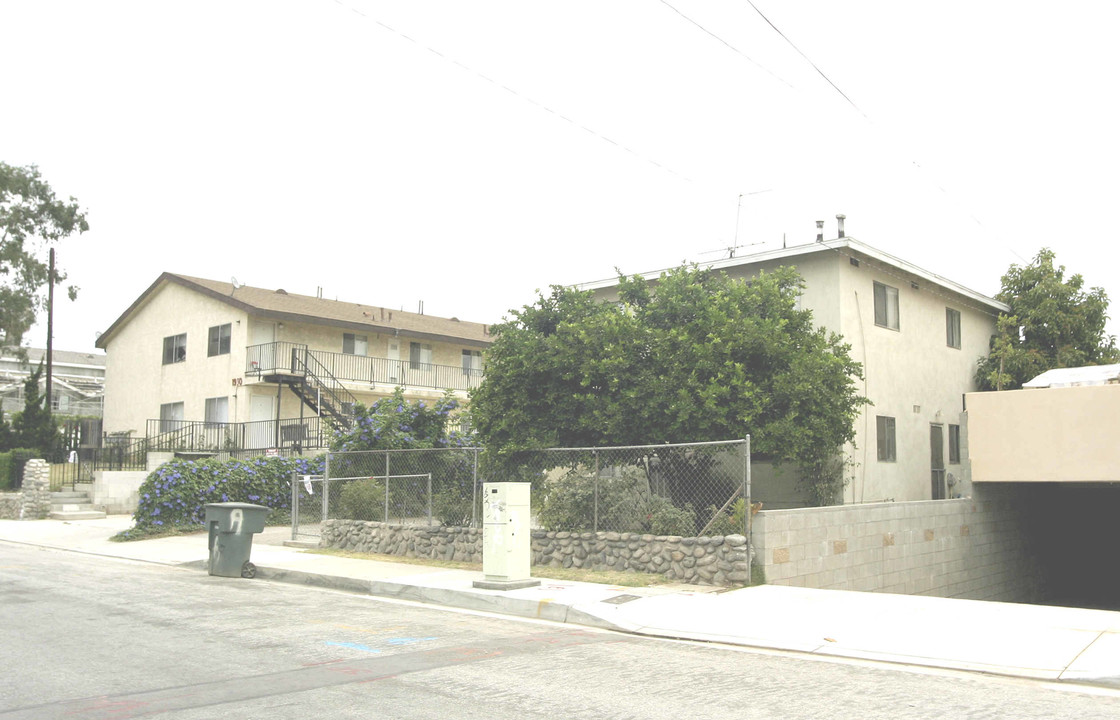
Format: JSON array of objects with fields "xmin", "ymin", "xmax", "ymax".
[{"xmin": 291, "ymin": 346, "xmax": 358, "ymax": 429}]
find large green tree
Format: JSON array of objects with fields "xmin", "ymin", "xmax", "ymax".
[
  {"xmin": 976, "ymin": 248, "xmax": 1119, "ymax": 390},
  {"xmin": 0, "ymin": 162, "xmax": 88, "ymax": 348},
  {"xmin": 470, "ymin": 265, "xmax": 868, "ymax": 499}
]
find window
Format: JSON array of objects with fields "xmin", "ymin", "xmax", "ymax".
[
  {"xmin": 410, "ymin": 342, "xmax": 432, "ymax": 369},
  {"xmin": 876, "ymin": 415, "xmax": 896, "ymax": 461},
  {"xmin": 204, "ymin": 396, "xmax": 229, "ymax": 424},
  {"xmin": 162, "ymin": 333, "xmax": 187, "ymax": 364},
  {"xmin": 208, "ymin": 324, "xmax": 232, "ymax": 357},
  {"xmin": 343, "ymin": 333, "xmax": 368, "ymax": 355},
  {"xmin": 462, "ymin": 349, "xmax": 482, "ymax": 376},
  {"xmin": 948, "ymin": 424, "xmax": 961, "ymax": 464},
  {"xmin": 946, "ymin": 308, "xmax": 961, "ymax": 349},
  {"xmin": 873, "ymin": 282, "xmax": 899, "ymax": 330},
  {"xmin": 159, "ymin": 401, "xmax": 184, "ymax": 432}
]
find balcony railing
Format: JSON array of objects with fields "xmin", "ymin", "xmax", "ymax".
[
  {"xmin": 146, "ymin": 417, "xmax": 330, "ymax": 453},
  {"xmin": 245, "ymin": 342, "xmax": 483, "ymax": 392}
]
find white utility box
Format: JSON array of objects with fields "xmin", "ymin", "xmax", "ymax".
[{"xmin": 474, "ymin": 482, "xmax": 539, "ymax": 590}]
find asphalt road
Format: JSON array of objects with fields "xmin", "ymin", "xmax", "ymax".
[{"xmin": 1, "ymin": 542, "xmax": 1118, "ymax": 720}]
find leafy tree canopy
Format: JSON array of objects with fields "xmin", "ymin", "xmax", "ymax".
[
  {"xmin": 0, "ymin": 162, "xmax": 88, "ymax": 348},
  {"xmin": 977, "ymin": 248, "xmax": 1119, "ymax": 390},
  {"xmin": 469, "ymin": 265, "xmax": 868, "ymax": 476},
  {"xmin": 330, "ymin": 387, "xmax": 472, "ymax": 452}
]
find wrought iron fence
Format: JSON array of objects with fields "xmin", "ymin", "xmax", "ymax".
[{"xmin": 144, "ymin": 417, "xmax": 329, "ymax": 453}]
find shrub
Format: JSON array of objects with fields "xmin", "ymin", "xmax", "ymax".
[
  {"xmin": 538, "ymin": 465, "xmax": 702, "ymax": 535},
  {"xmin": 117, "ymin": 454, "xmax": 325, "ymax": 539},
  {"xmin": 0, "ymin": 452, "xmax": 11, "ymax": 491},
  {"xmin": 336, "ymin": 478, "xmax": 386, "ymax": 521}
]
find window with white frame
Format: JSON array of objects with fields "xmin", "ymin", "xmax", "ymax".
[
  {"xmin": 410, "ymin": 342, "xmax": 432, "ymax": 369},
  {"xmin": 343, "ymin": 333, "xmax": 368, "ymax": 355},
  {"xmin": 204, "ymin": 396, "xmax": 229, "ymax": 424},
  {"xmin": 162, "ymin": 333, "xmax": 187, "ymax": 364},
  {"xmin": 948, "ymin": 424, "xmax": 961, "ymax": 464},
  {"xmin": 462, "ymin": 349, "xmax": 482, "ymax": 376},
  {"xmin": 873, "ymin": 282, "xmax": 899, "ymax": 330},
  {"xmin": 876, "ymin": 415, "xmax": 897, "ymax": 461},
  {"xmin": 946, "ymin": 308, "xmax": 961, "ymax": 349},
  {"xmin": 208, "ymin": 324, "xmax": 232, "ymax": 357}
]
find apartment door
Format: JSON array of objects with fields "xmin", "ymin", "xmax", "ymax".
[
  {"xmin": 249, "ymin": 394, "xmax": 275, "ymax": 450},
  {"xmin": 930, "ymin": 424, "xmax": 946, "ymax": 500},
  {"xmin": 250, "ymin": 323, "xmax": 276, "ymax": 372},
  {"xmin": 387, "ymin": 340, "xmax": 401, "ymax": 383}
]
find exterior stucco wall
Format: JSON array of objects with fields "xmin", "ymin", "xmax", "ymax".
[
  {"xmin": 102, "ymin": 283, "xmax": 251, "ymax": 436},
  {"xmin": 968, "ymin": 385, "xmax": 1120, "ymax": 483},
  {"xmin": 836, "ymin": 253, "xmax": 995, "ymax": 503}
]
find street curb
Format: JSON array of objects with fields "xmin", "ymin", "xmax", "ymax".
[{"xmin": 248, "ymin": 564, "xmax": 629, "ymax": 632}]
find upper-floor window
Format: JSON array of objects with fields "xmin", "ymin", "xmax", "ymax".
[
  {"xmin": 873, "ymin": 282, "xmax": 899, "ymax": 330},
  {"xmin": 946, "ymin": 308, "xmax": 961, "ymax": 349},
  {"xmin": 162, "ymin": 334, "xmax": 187, "ymax": 364},
  {"xmin": 876, "ymin": 415, "xmax": 896, "ymax": 461},
  {"xmin": 343, "ymin": 333, "xmax": 368, "ymax": 355},
  {"xmin": 410, "ymin": 342, "xmax": 432, "ymax": 369},
  {"xmin": 208, "ymin": 324, "xmax": 231, "ymax": 357},
  {"xmin": 462, "ymin": 349, "xmax": 482, "ymax": 376}
]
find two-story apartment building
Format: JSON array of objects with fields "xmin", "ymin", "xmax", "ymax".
[
  {"xmin": 0, "ymin": 347, "xmax": 106, "ymax": 421},
  {"xmin": 95, "ymin": 273, "xmax": 491, "ymax": 453},
  {"xmin": 577, "ymin": 222, "xmax": 1007, "ymax": 505}
]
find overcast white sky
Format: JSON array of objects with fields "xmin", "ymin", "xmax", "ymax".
[{"xmin": 3, "ymin": 1, "xmax": 1118, "ymax": 354}]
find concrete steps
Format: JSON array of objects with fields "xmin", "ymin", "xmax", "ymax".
[{"xmin": 50, "ymin": 490, "xmax": 106, "ymax": 520}]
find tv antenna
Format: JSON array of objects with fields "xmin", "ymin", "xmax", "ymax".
[{"xmin": 700, "ymin": 189, "xmax": 773, "ymax": 259}]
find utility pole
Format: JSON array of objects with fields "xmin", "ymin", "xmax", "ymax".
[{"xmin": 45, "ymin": 248, "xmax": 55, "ymax": 419}]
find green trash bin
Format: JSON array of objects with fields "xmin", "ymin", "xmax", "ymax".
[{"xmin": 205, "ymin": 502, "xmax": 270, "ymax": 578}]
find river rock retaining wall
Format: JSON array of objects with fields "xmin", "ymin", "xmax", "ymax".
[{"xmin": 320, "ymin": 519, "xmax": 750, "ymax": 586}]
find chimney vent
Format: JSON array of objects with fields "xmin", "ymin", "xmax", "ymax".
[
  {"xmin": 815, "ymin": 220, "xmax": 824, "ymax": 243},
  {"xmin": 836, "ymin": 214, "xmax": 846, "ymax": 238}
]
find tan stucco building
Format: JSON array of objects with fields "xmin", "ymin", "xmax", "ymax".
[
  {"xmin": 95, "ymin": 274, "xmax": 491, "ymax": 451},
  {"xmin": 578, "ymin": 229, "xmax": 1007, "ymax": 505}
]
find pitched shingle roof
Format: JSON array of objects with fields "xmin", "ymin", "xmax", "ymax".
[{"xmin": 96, "ymin": 273, "xmax": 493, "ymax": 349}]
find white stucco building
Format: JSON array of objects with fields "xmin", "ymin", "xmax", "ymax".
[
  {"xmin": 95, "ymin": 274, "xmax": 492, "ymax": 452},
  {"xmin": 577, "ymin": 223, "xmax": 1006, "ymax": 505}
]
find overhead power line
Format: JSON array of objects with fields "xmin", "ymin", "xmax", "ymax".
[{"xmin": 332, "ymin": 0, "xmax": 689, "ymax": 180}]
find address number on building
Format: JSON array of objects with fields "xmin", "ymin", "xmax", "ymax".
[{"xmin": 232, "ymin": 377, "xmax": 243, "ymax": 387}]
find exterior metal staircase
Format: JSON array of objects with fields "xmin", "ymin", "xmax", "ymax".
[{"xmin": 284, "ymin": 347, "xmax": 357, "ymax": 432}]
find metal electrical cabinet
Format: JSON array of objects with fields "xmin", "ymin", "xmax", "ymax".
[{"xmin": 481, "ymin": 482, "xmax": 532, "ymax": 582}]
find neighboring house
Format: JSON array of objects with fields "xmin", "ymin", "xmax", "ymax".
[
  {"xmin": 0, "ymin": 347, "xmax": 106, "ymax": 420},
  {"xmin": 95, "ymin": 273, "xmax": 492, "ymax": 453},
  {"xmin": 576, "ymin": 219, "xmax": 1007, "ymax": 505}
]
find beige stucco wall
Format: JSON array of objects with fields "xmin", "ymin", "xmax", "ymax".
[
  {"xmin": 102, "ymin": 283, "xmax": 251, "ymax": 436},
  {"xmin": 967, "ymin": 385, "xmax": 1120, "ymax": 483},
  {"xmin": 588, "ymin": 251, "xmax": 996, "ymax": 506},
  {"xmin": 835, "ymin": 254, "xmax": 994, "ymax": 503},
  {"xmin": 103, "ymin": 286, "xmax": 481, "ymax": 442}
]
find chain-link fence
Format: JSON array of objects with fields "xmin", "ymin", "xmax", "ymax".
[
  {"xmin": 497, "ymin": 439, "xmax": 751, "ymax": 537},
  {"xmin": 291, "ymin": 447, "xmax": 481, "ymax": 540},
  {"xmin": 294, "ymin": 440, "xmax": 751, "ymax": 541}
]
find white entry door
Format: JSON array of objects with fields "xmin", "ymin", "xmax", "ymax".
[
  {"xmin": 249, "ymin": 394, "xmax": 275, "ymax": 449},
  {"xmin": 387, "ymin": 340, "xmax": 401, "ymax": 382},
  {"xmin": 250, "ymin": 322, "xmax": 276, "ymax": 372}
]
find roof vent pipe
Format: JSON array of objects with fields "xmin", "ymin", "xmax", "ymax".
[
  {"xmin": 815, "ymin": 220, "xmax": 824, "ymax": 242},
  {"xmin": 836, "ymin": 214, "xmax": 846, "ymax": 238}
]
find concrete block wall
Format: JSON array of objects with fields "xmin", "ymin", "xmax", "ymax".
[
  {"xmin": 91, "ymin": 470, "xmax": 150, "ymax": 514},
  {"xmin": 752, "ymin": 485, "xmax": 1041, "ymax": 602}
]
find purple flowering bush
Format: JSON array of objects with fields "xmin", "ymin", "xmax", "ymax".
[{"xmin": 114, "ymin": 454, "xmax": 325, "ymax": 540}]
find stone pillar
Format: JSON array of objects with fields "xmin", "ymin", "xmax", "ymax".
[{"xmin": 20, "ymin": 459, "xmax": 52, "ymax": 520}]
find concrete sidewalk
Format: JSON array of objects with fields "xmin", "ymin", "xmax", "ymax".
[{"xmin": 2, "ymin": 516, "xmax": 1119, "ymax": 688}]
